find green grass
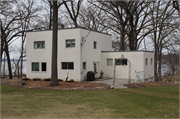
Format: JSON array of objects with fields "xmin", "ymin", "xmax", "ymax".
[{"xmin": 1, "ymin": 84, "xmax": 179, "ymax": 118}]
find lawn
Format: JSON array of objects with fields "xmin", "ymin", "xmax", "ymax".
[{"xmin": 1, "ymin": 84, "xmax": 179, "ymax": 118}]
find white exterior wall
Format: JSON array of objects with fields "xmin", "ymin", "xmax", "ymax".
[
  {"xmin": 101, "ymin": 51, "xmax": 154, "ymax": 80},
  {"xmin": 26, "ymin": 31, "xmax": 52, "ymax": 79},
  {"xmin": 80, "ymin": 29, "xmax": 112, "ymax": 81},
  {"xmin": 26, "ymin": 28, "xmax": 112, "ymax": 81},
  {"xmin": 144, "ymin": 52, "xmax": 154, "ymax": 80}
]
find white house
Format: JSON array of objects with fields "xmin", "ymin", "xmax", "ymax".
[{"xmin": 26, "ymin": 27, "xmax": 154, "ymax": 82}]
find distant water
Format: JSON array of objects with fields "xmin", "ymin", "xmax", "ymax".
[{"xmin": 1, "ymin": 60, "xmax": 26, "ymax": 75}]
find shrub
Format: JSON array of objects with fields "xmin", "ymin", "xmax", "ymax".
[
  {"xmin": 67, "ymin": 79, "xmax": 75, "ymax": 82},
  {"xmin": 33, "ymin": 78, "xmax": 41, "ymax": 81},
  {"xmin": 22, "ymin": 78, "xmax": 30, "ymax": 81},
  {"xmin": 58, "ymin": 79, "xmax": 63, "ymax": 82},
  {"xmin": 44, "ymin": 78, "xmax": 51, "ymax": 81}
]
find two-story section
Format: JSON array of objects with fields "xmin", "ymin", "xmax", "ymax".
[{"xmin": 26, "ymin": 27, "xmax": 112, "ymax": 81}]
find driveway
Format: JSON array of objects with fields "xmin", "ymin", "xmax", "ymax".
[{"xmin": 84, "ymin": 78, "xmax": 137, "ymax": 89}]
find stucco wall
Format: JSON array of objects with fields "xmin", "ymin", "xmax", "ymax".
[
  {"xmin": 26, "ymin": 28, "xmax": 112, "ymax": 81},
  {"xmin": 80, "ymin": 29, "xmax": 112, "ymax": 81},
  {"xmin": 144, "ymin": 52, "xmax": 154, "ymax": 79},
  {"xmin": 101, "ymin": 51, "xmax": 153, "ymax": 80}
]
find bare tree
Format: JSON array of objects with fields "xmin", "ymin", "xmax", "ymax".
[
  {"xmin": 49, "ymin": 0, "xmax": 66, "ymax": 86},
  {"xmin": 148, "ymin": 0, "xmax": 178, "ymax": 81},
  {"xmin": 63, "ymin": 0, "xmax": 83, "ymax": 27}
]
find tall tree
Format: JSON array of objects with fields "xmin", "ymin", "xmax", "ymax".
[
  {"xmin": 63, "ymin": 0, "xmax": 83, "ymax": 27},
  {"xmin": 49, "ymin": 0, "xmax": 66, "ymax": 86},
  {"xmin": 148, "ymin": 0, "xmax": 178, "ymax": 81}
]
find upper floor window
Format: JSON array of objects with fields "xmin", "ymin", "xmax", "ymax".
[
  {"xmin": 34, "ymin": 41, "xmax": 45, "ymax": 49},
  {"xmin": 94, "ymin": 41, "xmax": 97, "ymax": 49},
  {"xmin": 115, "ymin": 59, "xmax": 127, "ymax": 65},
  {"xmin": 151, "ymin": 58, "xmax": 153, "ymax": 65},
  {"xmin": 66, "ymin": 39, "xmax": 75, "ymax": 47},
  {"xmin": 145, "ymin": 58, "xmax": 148, "ymax": 65}
]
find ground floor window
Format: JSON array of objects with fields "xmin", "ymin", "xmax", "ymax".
[
  {"xmin": 32, "ymin": 62, "xmax": 39, "ymax": 71},
  {"xmin": 115, "ymin": 59, "xmax": 127, "ymax": 65},
  {"xmin": 42, "ymin": 62, "xmax": 46, "ymax": 71},
  {"xmin": 62, "ymin": 62, "xmax": 74, "ymax": 70},
  {"xmin": 83, "ymin": 62, "xmax": 86, "ymax": 70},
  {"xmin": 107, "ymin": 59, "xmax": 113, "ymax": 66}
]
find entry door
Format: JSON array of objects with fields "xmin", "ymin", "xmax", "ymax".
[{"xmin": 94, "ymin": 63, "xmax": 97, "ymax": 73}]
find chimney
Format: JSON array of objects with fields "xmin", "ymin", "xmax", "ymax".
[{"xmin": 58, "ymin": 23, "xmax": 64, "ymax": 29}]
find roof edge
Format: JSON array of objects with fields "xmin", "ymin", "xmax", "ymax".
[
  {"xmin": 101, "ymin": 50, "xmax": 154, "ymax": 53},
  {"xmin": 26, "ymin": 27, "xmax": 112, "ymax": 36}
]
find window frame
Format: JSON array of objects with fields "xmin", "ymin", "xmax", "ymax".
[
  {"xmin": 93, "ymin": 41, "xmax": 97, "ymax": 49},
  {"xmin": 34, "ymin": 41, "xmax": 45, "ymax": 49},
  {"xmin": 115, "ymin": 59, "xmax": 128, "ymax": 66},
  {"xmin": 145, "ymin": 58, "xmax": 148, "ymax": 65},
  {"xmin": 32, "ymin": 62, "xmax": 39, "ymax": 71},
  {"xmin": 41, "ymin": 62, "xmax": 46, "ymax": 71},
  {"xmin": 83, "ymin": 62, "xmax": 86, "ymax": 70},
  {"xmin": 61, "ymin": 62, "xmax": 74, "ymax": 70},
  {"xmin": 107, "ymin": 59, "xmax": 113, "ymax": 66},
  {"xmin": 151, "ymin": 58, "xmax": 153, "ymax": 65},
  {"xmin": 66, "ymin": 39, "xmax": 75, "ymax": 48}
]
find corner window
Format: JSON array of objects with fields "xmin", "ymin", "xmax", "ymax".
[
  {"xmin": 62, "ymin": 62, "xmax": 74, "ymax": 70},
  {"xmin": 145, "ymin": 58, "xmax": 148, "ymax": 65},
  {"xmin": 94, "ymin": 41, "xmax": 97, "ymax": 49},
  {"xmin": 34, "ymin": 41, "xmax": 45, "ymax": 49},
  {"xmin": 66, "ymin": 39, "xmax": 75, "ymax": 47},
  {"xmin": 107, "ymin": 59, "xmax": 113, "ymax": 66},
  {"xmin": 115, "ymin": 59, "xmax": 127, "ymax": 65},
  {"xmin": 32, "ymin": 62, "xmax": 39, "ymax": 71},
  {"xmin": 42, "ymin": 63, "xmax": 46, "ymax": 71},
  {"xmin": 83, "ymin": 62, "xmax": 86, "ymax": 70}
]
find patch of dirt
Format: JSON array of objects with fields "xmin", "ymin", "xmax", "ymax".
[
  {"xmin": 1, "ymin": 79, "xmax": 110, "ymax": 91},
  {"xmin": 123, "ymin": 82, "xmax": 179, "ymax": 88}
]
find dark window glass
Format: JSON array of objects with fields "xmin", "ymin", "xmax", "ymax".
[
  {"xmin": 42, "ymin": 63, "xmax": 46, "ymax": 71},
  {"xmin": 83, "ymin": 62, "xmax": 86, "ymax": 70},
  {"xmin": 115, "ymin": 59, "xmax": 127, "ymax": 65},
  {"xmin": 32, "ymin": 63, "xmax": 39, "ymax": 71},
  {"xmin": 34, "ymin": 41, "xmax": 45, "ymax": 49},
  {"xmin": 68, "ymin": 63, "xmax": 74, "ymax": 69},
  {"xmin": 62, "ymin": 62, "xmax": 74, "ymax": 70},
  {"xmin": 62, "ymin": 63, "xmax": 67, "ymax": 69},
  {"xmin": 94, "ymin": 41, "xmax": 97, "ymax": 49},
  {"xmin": 66, "ymin": 40, "xmax": 75, "ymax": 47}
]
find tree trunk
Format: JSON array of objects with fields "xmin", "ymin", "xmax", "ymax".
[
  {"xmin": 154, "ymin": 45, "xmax": 158, "ymax": 82},
  {"xmin": 4, "ymin": 45, "xmax": 12, "ymax": 79},
  {"xmin": 50, "ymin": 1, "xmax": 59, "ymax": 86},
  {"xmin": 158, "ymin": 51, "xmax": 162, "ymax": 82},
  {"xmin": 20, "ymin": 41, "xmax": 23, "ymax": 79}
]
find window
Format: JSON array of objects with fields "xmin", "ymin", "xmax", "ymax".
[
  {"xmin": 94, "ymin": 41, "xmax": 97, "ymax": 49},
  {"xmin": 32, "ymin": 62, "xmax": 39, "ymax": 71},
  {"xmin": 151, "ymin": 58, "xmax": 153, "ymax": 65},
  {"xmin": 107, "ymin": 59, "xmax": 113, "ymax": 66},
  {"xmin": 34, "ymin": 41, "xmax": 45, "ymax": 49},
  {"xmin": 115, "ymin": 59, "xmax": 127, "ymax": 65},
  {"xmin": 66, "ymin": 39, "xmax": 75, "ymax": 47},
  {"xmin": 62, "ymin": 62, "xmax": 74, "ymax": 70},
  {"xmin": 42, "ymin": 63, "xmax": 46, "ymax": 71},
  {"xmin": 145, "ymin": 58, "xmax": 148, "ymax": 65},
  {"xmin": 83, "ymin": 62, "xmax": 86, "ymax": 70}
]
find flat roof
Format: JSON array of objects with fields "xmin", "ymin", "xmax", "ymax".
[
  {"xmin": 27, "ymin": 27, "xmax": 112, "ymax": 36},
  {"xmin": 101, "ymin": 50, "xmax": 154, "ymax": 53}
]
